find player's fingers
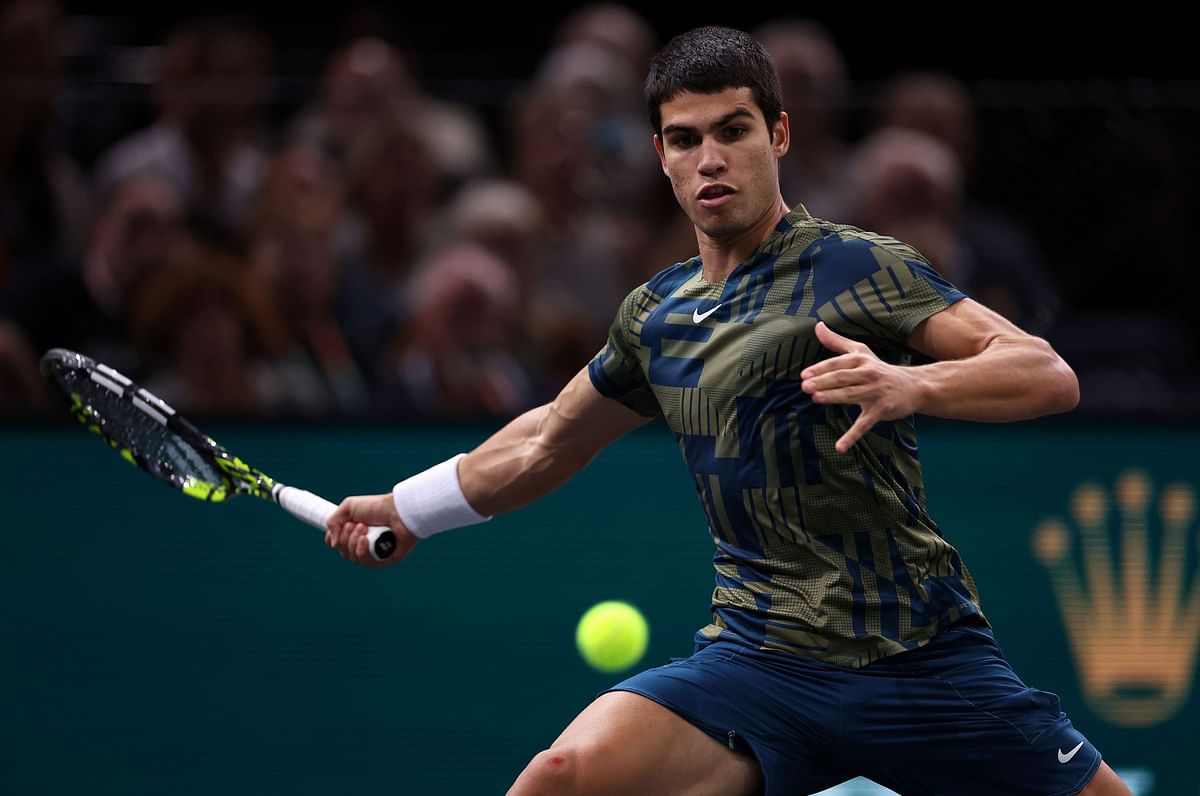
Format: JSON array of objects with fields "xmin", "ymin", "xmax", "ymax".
[
  {"xmin": 349, "ymin": 522, "xmax": 368, "ymax": 553},
  {"xmin": 802, "ymin": 367, "xmax": 870, "ymax": 394},
  {"xmin": 353, "ymin": 533, "xmax": 381, "ymax": 567},
  {"xmin": 800, "ymin": 352, "xmax": 870, "ymax": 381},
  {"xmin": 351, "ymin": 528, "xmax": 386, "ymax": 568},
  {"xmin": 342, "ymin": 493, "xmax": 401, "ymax": 532},
  {"xmin": 814, "ymin": 321, "xmax": 865, "ymax": 355},
  {"xmin": 836, "ymin": 412, "xmax": 876, "ymax": 453},
  {"xmin": 339, "ymin": 496, "xmax": 370, "ymax": 526},
  {"xmin": 337, "ymin": 520, "xmax": 359, "ymax": 550},
  {"xmin": 325, "ymin": 502, "xmax": 349, "ymax": 537},
  {"xmin": 338, "ymin": 524, "xmax": 361, "ymax": 561},
  {"xmin": 810, "ymin": 384, "xmax": 875, "ymax": 405},
  {"xmin": 344, "ymin": 525, "xmax": 362, "ymax": 561},
  {"xmin": 327, "ymin": 497, "xmax": 375, "ymax": 539}
]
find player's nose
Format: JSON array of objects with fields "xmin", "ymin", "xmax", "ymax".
[{"xmin": 697, "ymin": 140, "xmax": 727, "ymax": 177}]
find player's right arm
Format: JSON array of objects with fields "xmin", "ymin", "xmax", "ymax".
[
  {"xmin": 458, "ymin": 366, "xmax": 653, "ymax": 514},
  {"xmin": 325, "ymin": 367, "xmax": 651, "ymax": 566}
]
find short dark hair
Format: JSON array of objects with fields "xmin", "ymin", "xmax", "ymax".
[{"xmin": 645, "ymin": 26, "xmax": 783, "ymax": 137}]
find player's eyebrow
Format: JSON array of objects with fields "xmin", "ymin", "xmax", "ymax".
[{"xmin": 661, "ymin": 108, "xmax": 757, "ymax": 138}]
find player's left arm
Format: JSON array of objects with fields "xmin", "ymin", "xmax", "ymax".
[{"xmin": 801, "ymin": 298, "xmax": 1079, "ymax": 452}]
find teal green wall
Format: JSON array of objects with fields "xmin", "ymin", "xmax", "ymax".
[{"xmin": 2, "ymin": 423, "xmax": 1196, "ymax": 793}]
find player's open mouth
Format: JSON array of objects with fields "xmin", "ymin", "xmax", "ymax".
[{"xmin": 697, "ymin": 184, "xmax": 736, "ymax": 208}]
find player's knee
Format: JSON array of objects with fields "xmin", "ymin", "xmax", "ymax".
[{"xmin": 508, "ymin": 747, "xmax": 582, "ymax": 796}]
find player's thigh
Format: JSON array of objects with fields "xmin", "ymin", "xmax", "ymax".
[
  {"xmin": 508, "ymin": 690, "xmax": 762, "ymax": 796},
  {"xmin": 1078, "ymin": 762, "xmax": 1132, "ymax": 796}
]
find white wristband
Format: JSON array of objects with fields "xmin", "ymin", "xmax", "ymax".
[{"xmin": 392, "ymin": 453, "xmax": 491, "ymax": 539}]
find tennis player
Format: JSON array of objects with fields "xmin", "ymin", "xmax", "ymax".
[{"xmin": 327, "ymin": 25, "xmax": 1130, "ymax": 796}]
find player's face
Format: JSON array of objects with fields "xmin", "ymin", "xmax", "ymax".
[{"xmin": 654, "ymin": 87, "xmax": 789, "ymax": 241}]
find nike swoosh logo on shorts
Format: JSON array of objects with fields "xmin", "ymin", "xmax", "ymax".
[
  {"xmin": 1057, "ymin": 741, "xmax": 1084, "ymax": 764},
  {"xmin": 693, "ymin": 304, "xmax": 722, "ymax": 323}
]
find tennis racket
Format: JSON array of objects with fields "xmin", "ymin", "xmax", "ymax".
[{"xmin": 40, "ymin": 348, "xmax": 396, "ymax": 560}]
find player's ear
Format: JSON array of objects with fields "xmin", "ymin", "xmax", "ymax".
[
  {"xmin": 653, "ymin": 134, "xmax": 669, "ymax": 175},
  {"xmin": 772, "ymin": 112, "xmax": 790, "ymax": 159}
]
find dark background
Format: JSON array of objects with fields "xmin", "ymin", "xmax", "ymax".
[{"xmin": 60, "ymin": 5, "xmax": 1195, "ymax": 78}]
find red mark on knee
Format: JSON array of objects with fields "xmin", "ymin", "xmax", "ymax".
[{"xmin": 549, "ymin": 756, "xmax": 565, "ymax": 767}]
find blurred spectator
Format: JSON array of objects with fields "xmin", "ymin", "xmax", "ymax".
[
  {"xmin": 444, "ymin": 178, "xmax": 545, "ymax": 299},
  {"xmin": 0, "ymin": 319, "xmax": 48, "ymax": 410},
  {"xmin": 755, "ymin": 19, "xmax": 853, "ymax": 221},
  {"xmin": 130, "ymin": 235, "xmax": 283, "ymax": 417},
  {"xmin": 518, "ymin": 41, "xmax": 651, "ymax": 213},
  {"xmin": 444, "ymin": 178, "xmax": 595, "ymax": 392},
  {"xmin": 878, "ymin": 72, "xmax": 977, "ymax": 173},
  {"xmin": 849, "ymin": 127, "xmax": 962, "ymax": 269},
  {"xmin": 0, "ymin": 0, "xmax": 92, "ymax": 271},
  {"xmin": 555, "ymin": 3, "xmax": 657, "ymax": 82},
  {"xmin": 848, "ymin": 126, "xmax": 1061, "ymax": 336},
  {"xmin": 93, "ymin": 15, "xmax": 273, "ymax": 238},
  {"xmin": 84, "ymin": 175, "xmax": 185, "ymax": 327},
  {"xmin": 0, "ymin": 9, "xmax": 1191, "ymax": 422},
  {"xmin": 512, "ymin": 42, "xmax": 655, "ymax": 340},
  {"xmin": 1, "ymin": 173, "xmax": 184, "ymax": 374},
  {"xmin": 376, "ymin": 241, "xmax": 535, "ymax": 418},
  {"xmin": 555, "ymin": 7, "xmax": 686, "ymax": 288},
  {"xmin": 248, "ymin": 144, "xmax": 377, "ymax": 415},
  {"xmin": 875, "ymin": 70, "xmax": 1061, "ymax": 334},
  {"xmin": 289, "ymin": 35, "xmax": 494, "ymax": 202},
  {"xmin": 336, "ymin": 113, "xmax": 443, "ymax": 316}
]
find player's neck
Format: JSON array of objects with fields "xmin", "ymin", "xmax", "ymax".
[{"xmin": 696, "ymin": 197, "xmax": 790, "ymax": 283}]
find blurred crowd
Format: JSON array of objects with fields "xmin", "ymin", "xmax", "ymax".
[{"xmin": 2, "ymin": 1, "xmax": 1197, "ymax": 420}]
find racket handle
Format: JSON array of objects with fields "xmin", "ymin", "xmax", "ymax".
[{"xmin": 273, "ymin": 485, "xmax": 396, "ymax": 561}]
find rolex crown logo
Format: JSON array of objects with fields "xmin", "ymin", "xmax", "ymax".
[{"xmin": 1033, "ymin": 469, "xmax": 1199, "ymax": 727}]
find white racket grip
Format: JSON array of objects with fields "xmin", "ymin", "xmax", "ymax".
[{"xmin": 273, "ymin": 484, "xmax": 396, "ymax": 560}]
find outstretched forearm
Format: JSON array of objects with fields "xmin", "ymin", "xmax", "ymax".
[
  {"xmin": 326, "ymin": 369, "xmax": 648, "ymax": 564},
  {"xmin": 802, "ymin": 300, "xmax": 1081, "ymax": 453},
  {"xmin": 459, "ymin": 403, "xmax": 585, "ymax": 516},
  {"xmin": 459, "ymin": 368, "xmax": 650, "ymax": 516},
  {"xmin": 911, "ymin": 334, "xmax": 1079, "ymax": 421}
]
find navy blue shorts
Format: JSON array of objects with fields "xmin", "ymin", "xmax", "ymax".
[{"xmin": 608, "ymin": 624, "xmax": 1101, "ymax": 795}]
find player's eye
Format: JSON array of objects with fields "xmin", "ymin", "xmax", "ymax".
[
  {"xmin": 670, "ymin": 134, "xmax": 698, "ymax": 149},
  {"xmin": 723, "ymin": 126, "xmax": 747, "ymax": 140}
]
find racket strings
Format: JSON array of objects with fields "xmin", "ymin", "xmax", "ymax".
[{"xmin": 54, "ymin": 364, "xmax": 225, "ymax": 489}]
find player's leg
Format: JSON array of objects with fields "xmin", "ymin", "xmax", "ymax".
[
  {"xmin": 507, "ymin": 691, "xmax": 762, "ymax": 796},
  {"xmin": 842, "ymin": 622, "xmax": 1125, "ymax": 795},
  {"xmin": 1078, "ymin": 762, "xmax": 1132, "ymax": 795}
]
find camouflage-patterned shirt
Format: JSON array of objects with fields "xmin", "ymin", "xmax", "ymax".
[{"xmin": 588, "ymin": 206, "xmax": 986, "ymax": 668}]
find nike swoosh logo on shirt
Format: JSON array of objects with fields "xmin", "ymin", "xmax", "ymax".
[
  {"xmin": 693, "ymin": 304, "xmax": 723, "ymax": 323},
  {"xmin": 1057, "ymin": 741, "xmax": 1084, "ymax": 764}
]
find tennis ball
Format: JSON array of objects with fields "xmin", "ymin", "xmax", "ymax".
[{"xmin": 575, "ymin": 600, "xmax": 649, "ymax": 673}]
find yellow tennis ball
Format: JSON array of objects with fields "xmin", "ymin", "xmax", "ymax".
[{"xmin": 575, "ymin": 600, "xmax": 649, "ymax": 673}]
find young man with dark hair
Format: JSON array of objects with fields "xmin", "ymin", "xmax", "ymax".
[{"xmin": 327, "ymin": 25, "xmax": 1130, "ymax": 795}]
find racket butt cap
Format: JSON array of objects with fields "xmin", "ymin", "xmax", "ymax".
[{"xmin": 367, "ymin": 527, "xmax": 396, "ymax": 560}]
